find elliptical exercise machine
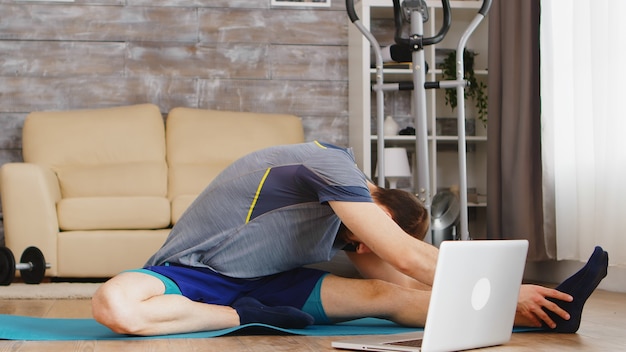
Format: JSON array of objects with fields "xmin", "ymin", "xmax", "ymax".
[{"xmin": 346, "ymin": 0, "xmax": 491, "ymax": 243}]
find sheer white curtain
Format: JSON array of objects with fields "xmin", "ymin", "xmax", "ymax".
[{"xmin": 540, "ymin": 0, "xmax": 626, "ymax": 265}]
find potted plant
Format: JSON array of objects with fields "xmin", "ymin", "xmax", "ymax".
[{"xmin": 439, "ymin": 49, "xmax": 488, "ymax": 126}]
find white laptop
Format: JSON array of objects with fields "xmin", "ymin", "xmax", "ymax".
[{"xmin": 332, "ymin": 240, "xmax": 528, "ymax": 352}]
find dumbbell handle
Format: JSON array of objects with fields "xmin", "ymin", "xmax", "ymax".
[{"xmin": 15, "ymin": 262, "xmax": 52, "ymax": 271}]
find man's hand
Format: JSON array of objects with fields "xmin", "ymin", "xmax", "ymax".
[{"xmin": 514, "ymin": 284, "xmax": 573, "ymax": 328}]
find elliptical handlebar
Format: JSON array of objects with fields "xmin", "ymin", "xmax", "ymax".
[
  {"xmin": 346, "ymin": 0, "xmax": 359, "ymax": 23},
  {"xmin": 345, "ymin": 0, "xmax": 491, "ymax": 46},
  {"xmin": 479, "ymin": 0, "xmax": 492, "ymax": 16},
  {"xmin": 393, "ymin": 0, "xmax": 451, "ymax": 47}
]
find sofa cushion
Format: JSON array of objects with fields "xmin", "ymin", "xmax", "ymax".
[
  {"xmin": 22, "ymin": 104, "xmax": 168, "ymax": 198},
  {"xmin": 170, "ymin": 194, "xmax": 198, "ymax": 225},
  {"xmin": 56, "ymin": 163, "xmax": 168, "ymax": 198},
  {"xmin": 57, "ymin": 229, "xmax": 170, "ymax": 277},
  {"xmin": 166, "ymin": 107, "xmax": 304, "ymax": 203},
  {"xmin": 57, "ymin": 196, "xmax": 171, "ymax": 231}
]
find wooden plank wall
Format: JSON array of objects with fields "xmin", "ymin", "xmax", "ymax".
[{"xmin": 0, "ymin": 0, "xmax": 350, "ymax": 244}]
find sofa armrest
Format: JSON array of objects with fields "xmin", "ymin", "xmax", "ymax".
[{"xmin": 0, "ymin": 163, "xmax": 61, "ymax": 276}]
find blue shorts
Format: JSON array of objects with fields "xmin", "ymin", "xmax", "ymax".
[{"xmin": 126, "ymin": 264, "xmax": 331, "ymax": 324}]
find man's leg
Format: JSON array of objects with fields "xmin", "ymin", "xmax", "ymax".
[
  {"xmin": 92, "ymin": 271, "xmax": 241, "ymax": 335},
  {"xmin": 544, "ymin": 246, "xmax": 609, "ymax": 332},
  {"xmin": 316, "ymin": 274, "xmax": 431, "ymax": 326},
  {"xmin": 231, "ymin": 296, "xmax": 314, "ymax": 328},
  {"xmin": 312, "ymin": 273, "xmax": 600, "ymax": 331},
  {"xmin": 93, "ymin": 270, "xmax": 314, "ymax": 335}
]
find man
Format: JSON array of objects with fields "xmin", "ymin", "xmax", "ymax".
[{"xmin": 92, "ymin": 141, "xmax": 607, "ymax": 336}]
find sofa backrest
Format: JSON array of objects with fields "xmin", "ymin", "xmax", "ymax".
[
  {"xmin": 22, "ymin": 104, "xmax": 168, "ymax": 199},
  {"xmin": 166, "ymin": 108, "xmax": 304, "ymax": 223}
]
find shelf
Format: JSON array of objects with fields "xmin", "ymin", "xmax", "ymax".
[
  {"xmin": 370, "ymin": 68, "xmax": 412, "ymax": 82},
  {"xmin": 370, "ymin": 1, "xmax": 484, "ymax": 19},
  {"xmin": 348, "ymin": 0, "xmax": 489, "ymax": 237},
  {"xmin": 368, "ymin": 0, "xmax": 483, "ymax": 10},
  {"xmin": 468, "ymin": 202, "xmax": 487, "ymax": 207},
  {"xmin": 349, "ymin": 0, "xmax": 489, "ymax": 162},
  {"xmin": 371, "ymin": 135, "xmax": 487, "ymax": 143},
  {"xmin": 435, "ymin": 135, "xmax": 487, "ymax": 143},
  {"xmin": 370, "ymin": 66, "xmax": 488, "ymax": 83}
]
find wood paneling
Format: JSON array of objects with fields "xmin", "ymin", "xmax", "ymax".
[
  {"xmin": 199, "ymin": 8, "xmax": 347, "ymax": 45},
  {"xmin": 0, "ymin": 5, "xmax": 198, "ymax": 42},
  {"xmin": 0, "ymin": 2, "xmax": 351, "ymax": 244},
  {"xmin": 0, "ymin": 41, "xmax": 125, "ymax": 77},
  {"xmin": 0, "ymin": 2, "xmax": 349, "ymax": 135},
  {"xmin": 0, "ymin": 114, "xmax": 25, "ymax": 150},
  {"xmin": 270, "ymin": 44, "xmax": 348, "ymax": 81},
  {"xmin": 1, "ymin": 77, "xmax": 198, "ymax": 112},
  {"xmin": 126, "ymin": 43, "xmax": 272, "ymax": 79},
  {"xmin": 198, "ymin": 79, "xmax": 347, "ymax": 115},
  {"xmin": 127, "ymin": 0, "xmax": 267, "ymax": 8}
]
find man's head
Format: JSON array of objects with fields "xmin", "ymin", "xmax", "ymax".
[
  {"xmin": 371, "ymin": 186, "xmax": 429, "ymax": 241},
  {"xmin": 337, "ymin": 185, "xmax": 430, "ymax": 252}
]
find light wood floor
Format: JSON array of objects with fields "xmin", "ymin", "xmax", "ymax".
[{"xmin": 0, "ymin": 289, "xmax": 624, "ymax": 351}]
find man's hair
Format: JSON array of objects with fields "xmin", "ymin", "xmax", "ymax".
[{"xmin": 371, "ymin": 187, "xmax": 429, "ymax": 240}]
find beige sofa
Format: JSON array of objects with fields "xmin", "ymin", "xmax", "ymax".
[{"xmin": 0, "ymin": 104, "xmax": 304, "ymax": 279}]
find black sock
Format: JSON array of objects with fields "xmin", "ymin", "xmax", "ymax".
[
  {"xmin": 232, "ymin": 297, "xmax": 314, "ymax": 329},
  {"xmin": 543, "ymin": 246, "xmax": 608, "ymax": 333},
  {"xmin": 554, "ymin": 246, "xmax": 605, "ymax": 293}
]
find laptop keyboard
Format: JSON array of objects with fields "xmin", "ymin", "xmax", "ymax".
[{"xmin": 385, "ymin": 339, "xmax": 423, "ymax": 347}]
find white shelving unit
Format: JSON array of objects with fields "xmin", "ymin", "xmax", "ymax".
[{"xmin": 348, "ymin": 0, "xmax": 489, "ymax": 236}]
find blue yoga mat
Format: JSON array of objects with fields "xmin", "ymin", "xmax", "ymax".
[
  {"xmin": 0, "ymin": 314, "xmax": 542, "ymax": 341},
  {"xmin": 0, "ymin": 315, "xmax": 417, "ymax": 341}
]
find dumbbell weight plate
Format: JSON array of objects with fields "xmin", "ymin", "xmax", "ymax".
[
  {"xmin": 20, "ymin": 246, "xmax": 46, "ymax": 284},
  {"xmin": 0, "ymin": 246, "xmax": 16, "ymax": 286}
]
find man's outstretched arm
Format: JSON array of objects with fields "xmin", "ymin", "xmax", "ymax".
[
  {"xmin": 346, "ymin": 250, "xmax": 433, "ymax": 290},
  {"xmin": 329, "ymin": 200, "xmax": 438, "ymax": 286}
]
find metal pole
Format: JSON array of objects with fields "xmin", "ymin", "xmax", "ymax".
[
  {"xmin": 411, "ymin": 9, "xmax": 432, "ymax": 240},
  {"xmin": 456, "ymin": 13, "xmax": 487, "ymax": 241},
  {"xmin": 349, "ymin": 15, "xmax": 386, "ymax": 187}
]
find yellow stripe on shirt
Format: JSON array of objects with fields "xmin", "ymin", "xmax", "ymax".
[
  {"xmin": 246, "ymin": 167, "xmax": 272, "ymax": 223},
  {"xmin": 313, "ymin": 140, "xmax": 327, "ymax": 149}
]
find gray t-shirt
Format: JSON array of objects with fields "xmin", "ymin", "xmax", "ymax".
[{"xmin": 146, "ymin": 141, "xmax": 372, "ymax": 278}]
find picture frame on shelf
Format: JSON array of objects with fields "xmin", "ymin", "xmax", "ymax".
[
  {"xmin": 436, "ymin": 117, "xmax": 476, "ymax": 136},
  {"xmin": 271, "ymin": 0, "xmax": 331, "ymax": 7}
]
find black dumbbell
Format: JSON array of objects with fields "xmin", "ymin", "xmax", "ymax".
[{"xmin": 0, "ymin": 246, "xmax": 50, "ymax": 285}]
